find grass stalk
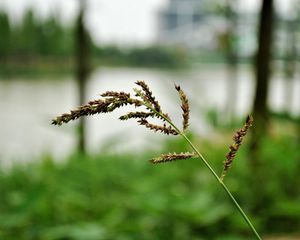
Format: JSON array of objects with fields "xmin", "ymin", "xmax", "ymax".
[
  {"xmin": 53, "ymin": 81, "xmax": 262, "ymax": 239},
  {"xmin": 145, "ymin": 102, "xmax": 262, "ymax": 240}
]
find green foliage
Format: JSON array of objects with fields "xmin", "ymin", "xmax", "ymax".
[
  {"xmin": 0, "ymin": 11, "xmax": 11, "ymax": 60},
  {"xmin": 35, "ymin": 17, "xmax": 73, "ymax": 57},
  {"xmin": 0, "ymin": 9, "xmax": 186, "ymax": 77},
  {"xmin": 8, "ymin": 10, "xmax": 74, "ymax": 58},
  {"xmin": 0, "ymin": 133, "xmax": 299, "ymax": 239},
  {"xmin": 93, "ymin": 45, "xmax": 187, "ymax": 68},
  {"xmin": 125, "ymin": 47, "xmax": 187, "ymax": 68}
]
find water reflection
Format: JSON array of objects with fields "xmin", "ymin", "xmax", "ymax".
[{"xmin": 0, "ymin": 65, "xmax": 299, "ymax": 163}]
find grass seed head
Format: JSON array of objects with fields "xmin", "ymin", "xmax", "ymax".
[
  {"xmin": 119, "ymin": 112, "xmax": 155, "ymax": 121},
  {"xmin": 137, "ymin": 118, "xmax": 178, "ymax": 135},
  {"xmin": 221, "ymin": 115, "xmax": 253, "ymax": 181},
  {"xmin": 149, "ymin": 152, "xmax": 196, "ymax": 164},
  {"xmin": 175, "ymin": 84, "xmax": 190, "ymax": 131},
  {"xmin": 135, "ymin": 80, "xmax": 162, "ymax": 113}
]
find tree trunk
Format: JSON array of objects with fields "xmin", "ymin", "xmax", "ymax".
[
  {"xmin": 76, "ymin": 0, "xmax": 90, "ymax": 153},
  {"xmin": 283, "ymin": 20, "xmax": 297, "ymax": 114},
  {"xmin": 249, "ymin": 0, "xmax": 274, "ymax": 213},
  {"xmin": 224, "ymin": 0, "xmax": 238, "ymax": 123},
  {"xmin": 251, "ymin": 0, "xmax": 274, "ymax": 150}
]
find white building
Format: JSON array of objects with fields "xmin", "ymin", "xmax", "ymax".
[
  {"xmin": 157, "ymin": 0, "xmax": 257, "ymax": 55},
  {"xmin": 157, "ymin": 0, "xmax": 217, "ymax": 49}
]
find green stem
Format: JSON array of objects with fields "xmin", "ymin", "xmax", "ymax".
[
  {"xmin": 143, "ymin": 102, "xmax": 262, "ymax": 239},
  {"xmin": 180, "ymin": 133, "xmax": 261, "ymax": 240}
]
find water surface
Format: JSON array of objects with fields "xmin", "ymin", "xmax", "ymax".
[{"xmin": 0, "ymin": 65, "xmax": 299, "ymax": 164}]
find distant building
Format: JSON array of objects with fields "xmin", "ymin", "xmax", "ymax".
[
  {"xmin": 157, "ymin": 0, "xmax": 257, "ymax": 56},
  {"xmin": 157, "ymin": 0, "xmax": 215, "ymax": 49}
]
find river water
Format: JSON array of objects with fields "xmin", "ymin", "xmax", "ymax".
[{"xmin": 0, "ymin": 65, "xmax": 299, "ymax": 164}]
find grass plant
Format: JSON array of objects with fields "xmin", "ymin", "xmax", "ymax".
[{"xmin": 52, "ymin": 81, "xmax": 261, "ymax": 239}]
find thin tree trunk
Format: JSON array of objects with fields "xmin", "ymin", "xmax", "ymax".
[
  {"xmin": 76, "ymin": 0, "xmax": 90, "ymax": 153},
  {"xmin": 251, "ymin": 0, "xmax": 274, "ymax": 150},
  {"xmin": 283, "ymin": 20, "xmax": 297, "ymax": 114},
  {"xmin": 249, "ymin": 0, "xmax": 274, "ymax": 213},
  {"xmin": 224, "ymin": 0, "xmax": 238, "ymax": 123}
]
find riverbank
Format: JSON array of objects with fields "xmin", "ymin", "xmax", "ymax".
[{"xmin": 0, "ymin": 46, "xmax": 191, "ymax": 79}]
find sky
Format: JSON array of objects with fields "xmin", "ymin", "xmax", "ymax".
[{"xmin": 0, "ymin": 0, "xmax": 296, "ymax": 46}]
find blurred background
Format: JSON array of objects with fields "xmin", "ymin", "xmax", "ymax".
[{"xmin": 0, "ymin": 0, "xmax": 299, "ymax": 239}]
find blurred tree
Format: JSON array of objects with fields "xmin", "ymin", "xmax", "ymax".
[
  {"xmin": 208, "ymin": 0, "xmax": 239, "ymax": 123},
  {"xmin": 249, "ymin": 0, "xmax": 274, "ymax": 213},
  {"xmin": 0, "ymin": 11, "xmax": 11, "ymax": 63},
  {"xmin": 223, "ymin": 0, "xmax": 239, "ymax": 122},
  {"xmin": 296, "ymin": 2, "xmax": 300, "ymax": 142},
  {"xmin": 0, "ymin": 8, "xmax": 182, "ymax": 72},
  {"xmin": 282, "ymin": 19, "xmax": 297, "ymax": 114},
  {"xmin": 281, "ymin": 0, "xmax": 300, "ymax": 118},
  {"xmin": 75, "ymin": 0, "xmax": 91, "ymax": 153},
  {"xmin": 36, "ymin": 16, "xmax": 65, "ymax": 56},
  {"xmin": 18, "ymin": 10, "xmax": 39, "ymax": 56},
  {"xmin": 59, "ymin": 23, "xmax": 75, "ymax": 57},
  {"xmin": 2, "ymin": 9, "xmax": 75, "ymax": 60},
  {"xmin": 251, "ymin": 0, "xmax": 274, "ymax": 152}
]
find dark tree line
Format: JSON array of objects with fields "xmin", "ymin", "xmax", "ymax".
[
  {"xmin": 0, "ymin": 9, "xmax": 185, "ymax": 68},
  {"xmin": 0, "ymin": 10, "xmax": 75, "ymax": 61}
]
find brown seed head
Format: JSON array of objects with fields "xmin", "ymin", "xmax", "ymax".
[
  {"xmin": 52, "ymin": 99, "xmax": 114, "ymax": 125},
  {"xmin": 119, "ymin": 112, "xmax": 155, "ymax": 120},
  {"xmin": 101, "ymin": 91, "xmax": 130, "ymax": 99},
  {"xmin": 149, "ymin": 152, "xmax": 196, "ymax": 164},
  {"xmin": 135, "ymin": 80, "xmax": 162, "ymax": 113},
  {"xmin": 137, "ymin": 118, "xmax": 178, "ymax": 135},
  {"xmin": 221, "ymin": 115, "xmax": 253, "ymax": 180},
  {"xmin": 52, "ymin": 94, "xmax": 141, "ymax": 126},
  {"xmin": 175, "ymin": 84, "xmax": 190, "ymax": 131}
]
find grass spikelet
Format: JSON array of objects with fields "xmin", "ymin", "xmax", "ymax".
[
  {"xmin": 52, "ymin": 99, "xmax": 113, "ymax": 125},
  {"xmin": 100, "ymin": 91, "xmax": 130, "ymax": 99},
  {"xmin": 135, "ymin": 80, "xmax": 162, "ymax": 112},
  {"xmin": 149, "ymin": 152, "xmax": 196, "ymax": 164},
  {"xmin": 133, "ymin": 87, "xmax": 171, "ymax": 122},
  {"xmin": 52, "ymin": 95, "xmax": 141, "ymax": 126},
  {"xmin": 119, "ymin": 112, "xmax": 155, "ymax": 120},
  {"xmin": 137, "ymin": 119, "xmax": 178, "ymax": 135},
  {"xmin": 175, "ymin": 84, "xmax": 190, "ymax": 131},
  {"xmin": 221, "ymin": 115, "xmax": 254, "ymax": 181}
]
